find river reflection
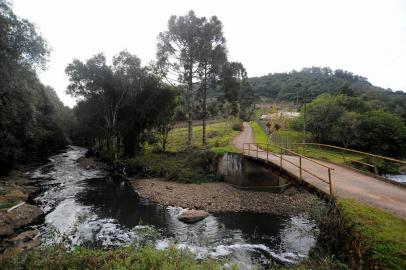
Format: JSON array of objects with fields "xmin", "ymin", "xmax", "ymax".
[{"xmin": 31, "ymin": 146, "xmax": 319, "ymax": 269}]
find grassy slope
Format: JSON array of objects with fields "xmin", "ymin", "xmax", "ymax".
[
  {"xmin": 2, "ymin": 246, "xmax": 227, "ymax": 270},
  {"xmin": 338, "ymin": 198, "xmax": 406, "ymax": 270},
  {"xmin": 129, "ymin": 122, "xmax": 241, "ymax": 183},
  {"xmin": 166, "ymin": 122, "xmax": 240, "ymax": 154},
  {"xmin": 250, "ymin": 121, "xmax": 365, "ymax": 165}
]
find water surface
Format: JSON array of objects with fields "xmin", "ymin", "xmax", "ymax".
[{"xmin": 30, "ymin": 146, "xmax": 320, "ymax": 269}]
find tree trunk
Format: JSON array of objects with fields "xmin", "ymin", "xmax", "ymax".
[
  {"xmin": 202, "ymin": 67, "xmax": 207, "ymax": 146},
  {"xmin": 187, "ymin": 74, "xmax": 193, "ymax": 147}
]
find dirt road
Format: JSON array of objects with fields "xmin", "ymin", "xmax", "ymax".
[{"xmin": 232, "ymin": 122, "xmax": 406, "ymax": 219}]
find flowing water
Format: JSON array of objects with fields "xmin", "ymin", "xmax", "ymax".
[
  {"xmin": 385, "ymin": 174, "xmax": 406, "ymax": 184},
  {"xmin": 29, "ymin": 146, "xmax": 320, "ymax": 269}
]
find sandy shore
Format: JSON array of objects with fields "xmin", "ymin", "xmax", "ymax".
[{"xmin": 131, "ymin": 178, "xmax": 322, "ymax": 215}]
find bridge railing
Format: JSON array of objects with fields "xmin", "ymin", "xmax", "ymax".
[
  {"xmin": 288, "ymin": 143, "xmax": 406, "ymax": 176},
  {"xmin": 242, "ymin": 142, "xmax": 335, "ymax": 196}
]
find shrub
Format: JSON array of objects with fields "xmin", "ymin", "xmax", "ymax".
[{"xmin": 231, "ymin": 121, "xmax": 243, "ymax": 131}]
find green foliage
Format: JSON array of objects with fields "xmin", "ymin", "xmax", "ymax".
[
  {"xmin": 0, "ymin": 200, "xmax": 20, "ymax": 209},
  {"xmin": 126, "ymin": 150, "xmax": 222, "ymax": 183},
  {"xmin": 249, "ymin": 67, "xmax": 406, "ymax": 122},
  {"xmin": 291, "ymin": 94, "xmax": 406, "ymax": 157},
  {"xmin": 2, "ymin": 245, "xmax": 224, "ymax": 270},
  {"xmin": 66, "ymin": 52, "xmax": 177, "ymax": 157},
  {"xmin": 0, "ymin": 2, "xmax": 69, "ymax": 175},
  {"xmin": 337, "ymin": 199, "xmax": 406, "ymax": 270},
  {"xmin": 165, "ymin": 122, "xmax": 240, "ymax": 153}
]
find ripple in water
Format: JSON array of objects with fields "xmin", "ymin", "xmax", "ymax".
[{"xmin": 30, "ymin": 146, "xmax": 320, "ymax": 269}]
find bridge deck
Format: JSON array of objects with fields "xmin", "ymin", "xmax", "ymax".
[{"xmin": 232, "ymin": 123, "xmax": 406, "ymax": 219}]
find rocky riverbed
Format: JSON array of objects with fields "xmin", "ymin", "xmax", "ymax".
[
  {"xmin": 0, "ymin": 170, "xmax": 44, "ymax": 260},
  {"xmin": 131, "ymin": 178, "xmax": 322, "ymax": 215}
]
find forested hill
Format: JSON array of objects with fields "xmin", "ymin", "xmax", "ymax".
[{"xmin": 249, "ymin": 67, "xmax": 406, "ymax": 121}]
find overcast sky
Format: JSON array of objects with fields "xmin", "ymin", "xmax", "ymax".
[{"xmin": 12, "ymin": 0, "xmax": 406, "ymax": 107}]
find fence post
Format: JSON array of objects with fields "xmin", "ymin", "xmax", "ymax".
[
  {"xmin": 299, "ymin": 156, "xmax": 302, "ymax": 183},
  {"xmin": 266, "ymin": 144, "xmax": 269, "ymax": 161},
  {"xmin": 280, "ymin": 147, "xmax": 283, "ymax": 170},
  {"xmin": 256, "ymin": 144, "xmax": 259, "ymax": 158},
  {"xmin": 249, "ymin": 144, "xmax": 251, "ymax": 156},
  {"xmin": 373, "ymin": 166, "xmax": 378, "ymax": 175},
  {"xmin": 328, "ymin": 168, "xmax": 332, "ymax": 196}
]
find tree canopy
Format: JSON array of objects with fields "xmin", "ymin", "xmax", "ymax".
[{"xmin": 0, "ymin": 1, "xmax": 71, "ymax": 174}]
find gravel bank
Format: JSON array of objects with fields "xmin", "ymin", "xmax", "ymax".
[{"xmin": 131, "ymin": 178, "xmax": 322, "ymax": 215}]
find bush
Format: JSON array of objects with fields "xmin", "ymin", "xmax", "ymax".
[{"xmin": 231, "ymin": 121, "xmax": 243, "ymax": 131}]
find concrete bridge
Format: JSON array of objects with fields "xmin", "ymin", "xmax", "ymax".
[{"xmin": 232, "ymin": 123, "xmax": 406, "ymax": 219}]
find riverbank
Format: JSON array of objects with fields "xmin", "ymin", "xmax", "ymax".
[
  {"xmin": 131, "ymin": 178, "xmax": 323, "ymax": 215},
  {"xmin": 0, "ymin": 169, "xmax": 44, "ymax": 260}
]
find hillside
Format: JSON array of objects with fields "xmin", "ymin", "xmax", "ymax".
[{"xmin": 249, "ymin": 67, "xmax": 406, "ymax": 121}]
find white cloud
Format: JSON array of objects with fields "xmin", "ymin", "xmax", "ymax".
[{"xmin": 12, "ymin": 0, "xmax": 406, "ymax": 107}]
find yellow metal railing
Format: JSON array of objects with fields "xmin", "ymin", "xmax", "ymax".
[{"xmin": 242, "ymin": 143, "xmax": 335, "ymax": 196}]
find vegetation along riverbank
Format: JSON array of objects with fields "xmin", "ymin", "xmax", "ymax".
[{"xmin": 2, "ymin": 1, "xmax": 406, "ymax": 268}]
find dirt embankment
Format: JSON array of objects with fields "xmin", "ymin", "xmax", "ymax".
[{"xmin": 131, "ymin": 178, "xmax": 322, "ymax": 215}]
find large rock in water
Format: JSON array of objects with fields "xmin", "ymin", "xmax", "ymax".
[
  {"xmin": 177, "ymin": 209, "xmax": 209, "ymax": 223},
  {"xmin": 0, "ymin": 204, "xmax": 43, "ymax": 237}
]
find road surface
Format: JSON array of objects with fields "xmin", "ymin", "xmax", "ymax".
[{"xmin": 232, "ymin": 123, "xmax": 406, "ymax": 219}]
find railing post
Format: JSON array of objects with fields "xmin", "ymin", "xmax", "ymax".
[
  {"xmin": 299, "ymin": 156, "xmax": 302, "ymax": 183},
  {"xmin": 256, "ymin": 144, "xmax": 259, "ymax": 158},
  {"xmin": 280, "ymin": 147, "xmax": 283, "ymax": 170},
  {"xmin": 373, "ymin": 166, "xmax": 378, "ymax": 175},
  {"xmin": 266, "ymin": 144, "xmax": 269, "ymax": 161},
  {"xmin": 249, "ymin": 144, "xmax": 251, "ymax": 156},
  {"xmin": 328, "ymin": 168, "xmax": 332, "ymax": 196}
]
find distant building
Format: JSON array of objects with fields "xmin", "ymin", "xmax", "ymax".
[{"xmin": 260, "ymin": 112, "xmax": 300, "ymax": 120}]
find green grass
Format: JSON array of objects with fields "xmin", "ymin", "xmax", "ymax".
[
  {"xmin": 250, "ymin": 121, "xmax": 269, "ymax": 145},
  {"xmin": 166, "ymin": 122, "xmax": 240, "ymax": 153},
  {"xmin": 2, "ymin": 245, "xmax": 227, "ymax": 270},
  {"xmin": 126, "ymin": 151, "xmax": 222, "ymax": 183},
  {"xmin": 292, "ymin": 145, "xmax": 365, "ymax": 165},
  {"xmin": 251, "ymin": 120, "xmax": 366, "ymax": 166},
  {"xmin": 0, "ymin": 200, "xmax": 20, "ymax": 209},
  {"xmin": 337, "ymin": 198, "xmax": 406, "ymax": 270}
]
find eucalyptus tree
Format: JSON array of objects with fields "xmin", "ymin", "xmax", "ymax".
[
  {"xmin": 219, "ymin": 62, "xmax": 255, "ymax": 120},
  {"xmin": 66, "ymin": 51, "xmax": 143, "ymax": 156},
  {"xmin": 197, "ymin": 16, "xmax": 227, "ymax": 145},
  {"xmin": 156, "ymin": 10, "xmax": 206, "ymax": 147}
]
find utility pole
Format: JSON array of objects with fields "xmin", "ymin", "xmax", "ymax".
[
  {"xmin": 295, "ymin": 83, "xmax": 302, "ymax": 112},
  {"xmin": 303, "ymin": 101, "xmax": 306, "ymax": 144}
]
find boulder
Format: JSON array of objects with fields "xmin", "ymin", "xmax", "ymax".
[
  {"xmin": 9, "ymin": 230, "xmax": 39, "ymax": 248},
  {"xmin": 0, "ymin": 204, "xmax": 43, "ymax": 237},
  {"xmin": 177, "ymin": 209, "xmax": 209, "ymax": 223},
  {"xmin": 4, "ymin": 190, "xmax": 28, "ymax": 201}
]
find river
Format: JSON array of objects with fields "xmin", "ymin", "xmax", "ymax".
[{"xmin": 28, "ymin": 146, "xmax": 320, "ymax": 269}]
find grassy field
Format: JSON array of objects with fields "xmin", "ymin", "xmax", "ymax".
[
  {"xmin": 166, "ymin": 121, "xmax": 240, "ymax": 154},
  {"xmin": 337, "ymin": 198, "xmax": 406, "ymax": 270},
  {"xmin": 250, "ymin": 121, "xmax": 366, "ymax": 166}
]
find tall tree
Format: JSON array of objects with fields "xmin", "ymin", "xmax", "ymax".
[
  {"xmin": 0, "ymin": 1, "xmax": 69, "ymax": 174},
  {"xmin": 156, "ymin": 10, "xmax": 205, "ymax": 147},
  {"xmin": 219, "ymin": 62, "xmax": 255, "ymax": 120},
  {"xmin": 197, "ymin": 16, "xmax": 227, "ymax": 145}
]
